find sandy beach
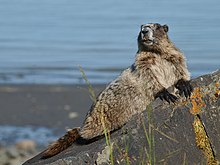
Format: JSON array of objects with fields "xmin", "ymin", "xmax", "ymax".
[
  {"xmin": 0, "ymin": 84, "xmax": 106, "ymax": 164},
  {"xmin": 0, "ymin": 84, "xmax": 106, "ymax": 130}
]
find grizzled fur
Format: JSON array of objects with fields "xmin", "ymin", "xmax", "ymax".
[{"xmin": 42, "ymin": 23, "xmax": 192, "ymax": 158}]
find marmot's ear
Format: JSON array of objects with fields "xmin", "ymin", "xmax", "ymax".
[{"xmin": 163, "ymin": 25, "xmax": 169, "ymax": 32}]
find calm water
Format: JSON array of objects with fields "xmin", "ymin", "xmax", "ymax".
[
  {"xmin": 0, "ymin": 0, "xmax": 220, "ymax": 84},
  {"xmin": 0, "ymin": 125, "xmax": 57, "ymax": 146}
]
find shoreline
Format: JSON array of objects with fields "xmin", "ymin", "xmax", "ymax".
[
  {"xmin": 0, "ymin": 84, "xmax": 110, "ymax": 164},
  {"xmin": 0, "ymin": 84, "xmax": 106, "ymax": 130}
]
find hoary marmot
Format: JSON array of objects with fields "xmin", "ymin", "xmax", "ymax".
[{"xmin": 42, "ymin": 23, "xmax": 193, "ymax": 158}]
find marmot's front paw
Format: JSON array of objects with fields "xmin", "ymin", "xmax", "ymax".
[
  {"xmin": 155, "ymin": 88, "xmax": 178, "ymax": 103},
  {"xmin": 175, "ymin": 79, "xmax": 193, "ymax": 98}
]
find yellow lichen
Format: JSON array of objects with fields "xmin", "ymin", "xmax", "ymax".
[
  {"xmin": 189, "ymin": 82, "xmax": 220, "ymax": 164},
  {"xmin": 193, "ymin": 116, "xmax": 218, "ymax": 165},
  {"xmin": 214, "ymin": 82, "xmax": 220, "ymax": 98},
  {"xmin": 189, "ymin": 87, "xmax": 206, "ymax": 115}
]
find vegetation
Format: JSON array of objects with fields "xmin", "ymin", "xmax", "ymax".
[{"xmin": 79, "ymin": 67, "xmax": 220, "ymax": 165}]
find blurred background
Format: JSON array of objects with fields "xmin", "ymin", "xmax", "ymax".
[
  {"xmin": 0, "ymin": 0, "xmax": 220, "ymax": 84},
  {"xmin": 0, "ymin": 0, "xmax": 220, "ymax": 164}
]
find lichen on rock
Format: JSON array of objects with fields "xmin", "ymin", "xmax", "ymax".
[{"xmin": 23, "ymin": 70, "xmax": 220, "ymax": 165}]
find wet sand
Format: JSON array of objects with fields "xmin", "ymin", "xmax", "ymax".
[
  {"xmin": 0, "ymin": 84, "xmax": 107, "ymax": 164},
  {"xmin": 0, "ymin": 84, "xmax": 106, "ymax": 131}
]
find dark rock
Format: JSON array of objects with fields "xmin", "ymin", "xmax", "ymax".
[{"xmin": 23, "ymin": 70, "xmax": 220, "ymax": 165}]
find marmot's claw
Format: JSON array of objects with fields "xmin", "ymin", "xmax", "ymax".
[
  {"xmin": 155, "ymin": 88, "xmax": 178, "ymax": 104},
  {"xmin": 175, "ymin": 79, "xmax": 193, "ymax": 98}
]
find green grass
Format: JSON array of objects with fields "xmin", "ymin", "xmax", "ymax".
[
  {"xmin": 79, "ymin": 65, "xmax": 96, "ymax": 103},
  {"xmin": 78, "ymin": 65, "xmax": 219, "ymax": 164},
  {"xmin": 79, "ymin": 66, "xmax": 158, "ymax": 164},
  {"xmin": 142, "ymin": 104, "xmax": 156, "ymax": 165},
  {"xmin": 79, "ymin": 66, "xmax": 114, "ymax": 164},
  {"xmin": 79, "ymin": 66, "xmax": 156, "ymax": 164},
  {"xmin": 101, "ymin": 114, "xmax": 114, "ymax": 165},
  {"xmin": 115, "ymin": 131, "xmax": 132, "ymax": 165}
]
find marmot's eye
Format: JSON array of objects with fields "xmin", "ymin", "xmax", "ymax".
[{"xmin": 163, "ymin": 25, "xmax": 169, "ymax": 32}]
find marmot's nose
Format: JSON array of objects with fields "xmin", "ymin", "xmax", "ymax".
[{"xmin": 142, "ymin": 30, "xmax": 149, "ymax": 35}]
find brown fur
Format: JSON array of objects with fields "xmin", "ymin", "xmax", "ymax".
[
  {"xmin": 41, "ymin": 128, "xmax": 80, "ymax": 158},
  {"xmin": 42, "ymin": 23, "xmax": 190, "ymax": 158}
]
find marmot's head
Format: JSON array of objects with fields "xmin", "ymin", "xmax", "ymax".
[{"xmin": 138, "ymin": 23, "xmax": 170, "ymax": 52}]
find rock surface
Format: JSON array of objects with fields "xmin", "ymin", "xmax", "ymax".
[{"xmin": 23, "ymin": 70, "xmax": 220, "ymax": 165}]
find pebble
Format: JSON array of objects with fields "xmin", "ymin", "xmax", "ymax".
[
  {"xmin": 68, "ymin": 112, "xmax": 79, "ymax": 119},
  {"xmin": 6, "ymin": 146, "xmax": 19, "ymax": 158},
  {"xmin": 0, "ymin": 140, "xmax": 39, "ymax": 165},
  {"xmin": 16, "ymin": 140, "xmax": 36, "ymax": 153},
  {"xmin": 0, "ymin": 150, "xmax": 8, "ymax": 165}
]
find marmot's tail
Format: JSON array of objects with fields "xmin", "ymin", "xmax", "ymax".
[{"xmin": 41, "ymin": 128, "xmax": 80, "ymax": 159}]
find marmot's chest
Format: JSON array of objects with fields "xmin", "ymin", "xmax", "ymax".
[{"xmin": 150, "ymin": 58, "xmax": 178, "ymax": 88}]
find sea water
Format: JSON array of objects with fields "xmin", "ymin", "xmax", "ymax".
[
  {"xmin": 0, "ymin": 0, "xmax": 220, "ymax": 145},
  {"xmin": 0, "ymin": 0, "xmax": 220, "ymax": 84},
  {"xmin": 0, "ymin": 125, "xmax": 58, "ymax": 146}
]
